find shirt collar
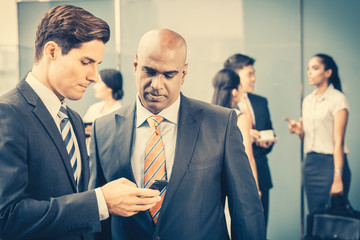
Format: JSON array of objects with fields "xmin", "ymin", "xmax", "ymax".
[
  {"xmin": 25, "ymin": 72, "xmax": 62, "ymax": 119},
  {"xmin": 311, "ymin": 84, "xmax": 335, "ymax": 102},
  {"xmin": 136, "ymin": 94, "xmax": 180, "ymax": 127}
]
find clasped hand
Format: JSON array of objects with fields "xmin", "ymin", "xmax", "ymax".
[{"xmin": 101, "ymin": 178, "xmax": 161, "ymax": 217}]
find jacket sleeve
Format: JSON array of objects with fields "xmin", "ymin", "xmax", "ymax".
[
  {"xmin": 0, "ymin": 103, "xmax": 101, "ymax": 240},
  {"xmin": 223, "ymin": 110, "xmax": 266, "ymax": 240}
]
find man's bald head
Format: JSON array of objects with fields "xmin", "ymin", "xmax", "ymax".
[
  {"xmin": 133, "ymin": 28, "xmax": 188, "ymax": 114},
  {"xmin": 137, "ymin": 28, "xmax": 187, "ymax": 65}
]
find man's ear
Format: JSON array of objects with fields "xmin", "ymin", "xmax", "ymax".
[
  {"xmin": 133, "ymin": 54, "xmax": 138, "ymax": 74},
  {"xmin": 44, "ymin": 41, "xmax": 59, "ymax": 60},
  {"xmin": 231, "ymin": 88, "xmax": 237, "ymax": 98},
  {"xmin": 180, "ymin": 63, "xmax": 188, "ymax": 85}
]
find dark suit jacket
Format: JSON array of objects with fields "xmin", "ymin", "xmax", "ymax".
[
  {"xmin": 90, "ymin": 94, "xmax": 265, "ymax": 240},
  {"xmin": 248, "ymin": 93, "xmax": 274, "ymax": 191},
  {"xmin": 0, "ymin": 80, "xmax": 101, "ymax": 240}
]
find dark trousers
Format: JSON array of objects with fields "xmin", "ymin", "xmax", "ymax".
[{"xmin": 303, "ymin": 152, "xmax": 351, "ymax": 214}]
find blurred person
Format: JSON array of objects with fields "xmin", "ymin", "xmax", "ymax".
[
  {"xmin": 284, "ymin": 53, "xmax": 351, "ymax": 214},
  {"xmin": 83, "ymin": 69, "xmax": 123, "ymax": 140},
  {"xmin": 212, "ymin": 68, "xmax": 260, "ymax": 194},
  {"xmin": 224, "ymin": 53, "xmax": 275, "ymax": 230},
  {"xmin": 0, "ymin": 5, "xmax": 160, "ymax": 240},
  {"xmin": 89, "ymin": 28, "xmax": 265, "ymax": 240}
]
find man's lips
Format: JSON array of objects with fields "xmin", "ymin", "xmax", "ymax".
[
  {"xmin": 79, "ymin": 84, "xmax": 89, "ymax": 89},
  {"xmin": 146, "ymin": 92, "xmax": 165, "ymax": 101}
]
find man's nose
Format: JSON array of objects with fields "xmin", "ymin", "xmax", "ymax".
[
  {"xmin": 87, "ymin": 64, "xmax": 98, "ymax": 83},
  {"xmin": 151, "ymin": 74, "xmax": 165, "ymax": 89}
]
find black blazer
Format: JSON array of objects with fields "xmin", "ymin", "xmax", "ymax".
[
  {"xmin": 90, "ymin": 94, "xmax": 265, "ymax": 240},
  {"xmin": 248, "ymin": 93, "xmax": 274, "ymax": 191},
  {"xmin": 0, "ymin": 80, "xmax": 101, "ymax": 240}
]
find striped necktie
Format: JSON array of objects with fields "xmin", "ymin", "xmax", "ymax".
[
  {"xmin": 144, "ymin": 115, "xmax": 167, "ymax": 224},
  {"xmin": 57, "ymin": 102, "xmax": 80, "ymax": 189}
]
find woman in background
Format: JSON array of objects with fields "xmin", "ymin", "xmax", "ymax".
[
  {"xmin": 84, "ymin": 69, "xmax": 123, "ymax": 145},
  {"xmin": 212, "ymin": 68, "xmax": 260, "ymax": 193},
  {"xmin": 284, "ymin": 53, "xmax": 351, "ymax": 213}
]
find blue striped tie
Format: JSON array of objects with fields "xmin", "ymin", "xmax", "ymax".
[{"xmin": 58, "ymin": 102, "xmax": 80, "ymax": 188}]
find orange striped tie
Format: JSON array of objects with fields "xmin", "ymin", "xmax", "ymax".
[{"xmin": 144, "ymin": 115, "xmax": 167, "ymax": 223}]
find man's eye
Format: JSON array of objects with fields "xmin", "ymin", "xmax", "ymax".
[
  {"xmin": 164, "ymin": 74, "xmax": 175, "ymax": 79},
  {"xmin": 81, "ymin": 61, "xmax": 90, "ymax": 65}
]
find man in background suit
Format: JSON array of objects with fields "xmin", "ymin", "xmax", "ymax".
[
  {"xmin": 90, "ymin": 28, "xmax": 265, "ymax": 239},
  {"xmin": 224, "ymin": 53, "xmax": 276, "ymax": 232},
  {"xmin": 0, "ymin": 5, "xmax": 160, "ymax": 240}
]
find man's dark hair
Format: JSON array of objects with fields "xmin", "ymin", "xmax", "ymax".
[
  {"xmin": 224, "ymin": 53, "xmax": 255, "ymax": 70},
  {"xmin": 34, "ymin": 4, "xmax": 110, "ymax": 63}
]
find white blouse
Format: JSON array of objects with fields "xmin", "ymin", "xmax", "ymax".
[
  {"xmin": 83, "ymin": 100, "xmax": 122, "ymax": 123},
  {"xmin": 302, "ymin": 84, "xmax": 349, "ymax": 154}
]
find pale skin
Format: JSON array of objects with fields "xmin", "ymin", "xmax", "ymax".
[
  {"xmin": 232, "ymin": 86, "xmax": 261, "ymax": 196},
  {"xmin": 284, "ymin": 56, "xmax": 348, "ymax": 195},
  {"xmin": 32, "ymin": 39, "xmax": 160, "ymax": 217}
]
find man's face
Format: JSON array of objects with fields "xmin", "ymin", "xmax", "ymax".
[
  {"xmin": 134, "ymin": 47, "xmax": 187, "ymax": 114},
  {"xmin": 236, "ymin": 65, "xmax": 256, "ymax": 93},
  {"xmin": 47, "ymin": 40, "xmax": 105, "ymax": 100}
]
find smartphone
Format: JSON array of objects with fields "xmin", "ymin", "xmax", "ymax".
[{"xmin": 148, "ymin": 180, "xmax": 168, "ymax": 192}]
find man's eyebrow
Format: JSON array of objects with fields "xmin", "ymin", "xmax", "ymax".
[
  {"xmin": 143, "ymin": 66, "xmax": 178, "ymax": 75},
  {"xmin": 83, "ymin": 57, "xmax": 102, "ymax": 64}
]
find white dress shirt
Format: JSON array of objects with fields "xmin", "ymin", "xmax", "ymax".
[
  {"xmin": 26, "ymin": 73, "xmax": 108, "ymax": 221},
  {"xmin": 302, "ymin": 84, "xmax": 349, "ymax": 154},
  {"xmin": 131, "ymin": 94, "xmax": 180, "ymax": 188}
]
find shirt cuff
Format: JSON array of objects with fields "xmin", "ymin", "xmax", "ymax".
[{"xmin": 95, "ymin": 187, "xmax": 110, "ymax": 221}]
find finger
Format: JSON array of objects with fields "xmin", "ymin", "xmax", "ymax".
[
  {"xmin": 136, "ymin": 188, "xmax": 161, "ymax": 198},
  {"xmin": 283, "ymin": 117, "xmax": 291, "ymax": 122},
  {"xmin": 119, "ymin": 178, "xmax": 137, "ymax": 187}
]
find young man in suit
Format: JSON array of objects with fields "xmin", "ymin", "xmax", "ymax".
[
  {"xmin": 89, "ymin": 28, "xmax": 265, "ymax": 240},
  {"xmin": 224, "ymin": 53, "xmax": 276, "ymax": 232},
  {"xmin": 0, "ymin": 5, "xmax": 160, "ymax": 240}
]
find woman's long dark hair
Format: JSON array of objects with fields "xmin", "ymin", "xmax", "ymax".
[
  {"xmin": 315, "ymin": 53, "xmax": 342, "ymax": 92},
  {"xmin": 211, "ymin": 68, "xmax": 240, "ymax": 109}
]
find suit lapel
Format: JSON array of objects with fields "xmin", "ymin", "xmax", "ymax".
[
  {"xmin": 114, "ymin": 103, "xmax": 137, "ymax": 183},
  {"xmin": 157, "ymin": 95, "xmax": 203, "ymax": 222},
  {"xmin": 18, "ymin": 81, "xmax": 78, "ymax": 191}
]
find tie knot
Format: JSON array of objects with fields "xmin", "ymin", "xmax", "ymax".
[
  {"xmin": 147, "ymin": 115, "xmax": 163, "ymax": 127},
  {"xmin": 58, "ymin": 102, "xmax": 69, "ymax": 119}
]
